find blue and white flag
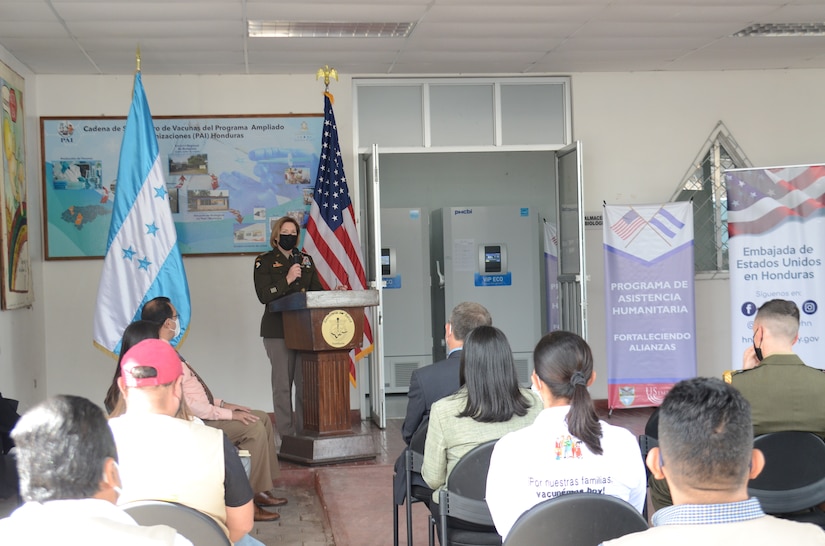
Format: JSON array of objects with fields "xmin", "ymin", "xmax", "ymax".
[
  {"xmin": 93, "ymin": 71, "xmax": 190, "ymax": 356},
  {"xmin": 649, "ymin": 207, "xmax": 686, "ymax": 239}
]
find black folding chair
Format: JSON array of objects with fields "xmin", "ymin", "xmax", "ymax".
[
  {"xmin": 749, "ymin": 431, "xmax": 825, "ymax": 528},
  {"xmin": 393, "ymin": 420, "xmax": 433, "ymax": 545},
  {"xmin": 503, "ymin": 492, "xmax": 648, "ymax": 546},
  {"xmin": 122, "ymin": 499, "xmax": 231, "ymax": 546},
  {"xmin": 431, "ymin": 439, "xmax": 501, "ymax": 546},
  {"xmin": 637, "ymin": 434, "xmax": 658, "ymax": 519}
]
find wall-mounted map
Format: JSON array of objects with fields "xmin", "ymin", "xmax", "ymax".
[{"xmin": 41, "ymin": 114, "xmax": 323, "ymax": 259}]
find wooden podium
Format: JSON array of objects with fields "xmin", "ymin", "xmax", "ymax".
[{"xmin": 267, "ymin": 289, "xmax": 379, "ymax": 465}]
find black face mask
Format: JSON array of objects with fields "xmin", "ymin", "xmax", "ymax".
[
  {"xmin": 753, "ymin": 329, "xmax": 764, "ymax": 361},
  {"xmin": 278, "ymin": 234, "xmax": 298, "ymax": 251}
]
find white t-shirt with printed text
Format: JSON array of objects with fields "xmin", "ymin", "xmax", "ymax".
[{"xmin": 485, "ymin": 405, "xmax": 647, "ymax": 540}]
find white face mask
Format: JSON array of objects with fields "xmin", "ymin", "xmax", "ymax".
[{"xmin": 171, "ymin": 317, "xmax": 181, "ymax": 338}]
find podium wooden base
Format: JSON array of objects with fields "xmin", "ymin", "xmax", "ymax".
[
  {"xmin": 278, "ymin": 429, "xmax": 377, "ymax": 466},
  {"xmin": 268, "ymin": 290, "xmax": 380, "ymax": 466}
]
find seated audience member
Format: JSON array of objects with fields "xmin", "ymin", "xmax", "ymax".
[
  {"xmin": 393, "ymin": 302, "xmax": 492, "ymax": 506},
  {"xmin": 402, "ymin": 302, "xmax": 493, "ymax": 444},
  {"xmin": 650, "ymin": 298, "xmax": 825, "ymax": 512},
  {"xmin": 104, "ymin": 319, "xmax": 162, "ymax": 415},
  {"xmin": 604, "ymin": 377, "xmax": 825, "ymax": 545},
  {"xmin": 422, "ymin": 325, "xmax": 542, "ymax": 501},
  {"xmin": 0, "ymin": 395, "xmax": 191, "ymax": 545},
  {"xmin": 730, "ymin": 298, "xmax": 825, "ymax": 435},
  {"xmin": 486, "ymin": 331, "xmax": 646, "ymax": 540},
  {"xmin": 141, "ymin": 296, "xmax": 284, "ymax": 522},
  {"xmin": 106, "ymin": 320, "xmax": 198, "ymax": 423},
  {"xmin": 109, "ymin": 339, "xmax": 258, "ymax": 545}
]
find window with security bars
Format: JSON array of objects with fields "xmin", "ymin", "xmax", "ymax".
[{"xmin": 672, "ymin": 122, "xmax": 751, "ymax": 273}]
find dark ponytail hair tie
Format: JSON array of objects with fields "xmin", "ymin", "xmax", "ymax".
[{"xmin": 570, "ymin": 371, "xmax": 587, "ymax": 388}]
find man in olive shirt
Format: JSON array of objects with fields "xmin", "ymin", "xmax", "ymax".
[
  {"xmin": 650, "ymin": 299, "xmax": 825, "ymax": 512},
  {"xmin": 730, "ymin": 299, "xmax": 825, "ymax": 437}
]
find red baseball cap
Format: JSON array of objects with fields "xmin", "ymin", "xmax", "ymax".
[{"xmin": 120, "ymin": 339, "xmax": 183, "ymax": 387}]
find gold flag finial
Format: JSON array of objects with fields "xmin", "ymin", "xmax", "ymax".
[
  {"xmin": 316, "ymin": 65, "xmax": 338, "ymax": 90},
  {"xmin": 136, "ymin": 45, "xmax": 141, "ymax": 73}
]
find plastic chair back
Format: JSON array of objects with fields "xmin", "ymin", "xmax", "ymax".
[
  {"xmin": 122, "ymin": 499, "xmax": 231, "ymax": 546},
  {"xmin": 438, "ymin": 439, "xmax": 501, "ymax": 546},
  {"xmin": 504, "ymin": 492, "xmax": 648, "ymax": 546},
  {"xmin": 749, "ymin": 431, "xmax": 825, "ymax": 514}
]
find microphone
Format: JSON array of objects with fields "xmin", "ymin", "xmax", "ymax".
[{"xmin": 291, "ymin": 248, "xmax": 303, "ymax": 266}]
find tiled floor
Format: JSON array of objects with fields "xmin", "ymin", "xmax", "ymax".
[
  {"xmin": 261, "ymin": 400, "xmax": 653, "ymax": 546},
  {"xmin": 0, "ymin": 400, "xmax": 652, "ymax": 545}
]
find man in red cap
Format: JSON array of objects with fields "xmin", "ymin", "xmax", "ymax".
[
  {"xmin": 109, "ymin": 339, "xmax": 256, "ymax": 544},
  {"xmin": 141, "ymin": 296, "xmax": 285, "ymax": 522}
]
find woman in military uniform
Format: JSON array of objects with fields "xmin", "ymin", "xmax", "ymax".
[{"xmin": 254, "ymin": 216, "xmax": 323, "ymax": 439}]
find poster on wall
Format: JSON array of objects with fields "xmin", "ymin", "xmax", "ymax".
[
  {"xmin": 41, "ymin": 114, "xmax": 324, "ymax": 259},
  {"xmin": 726, "ymin": 165, "xmax": 825, "ymax": 369},
  {"xmin": 0, "ymin": 61, "xmax": 33, "ymax": 309},
  {"xmin": 603, "ymin": 202, "xmax": 696, "ymax": 410},
  {"xmin": 543, "ymin": 220, "xmax": 560, "ymax": 332}
]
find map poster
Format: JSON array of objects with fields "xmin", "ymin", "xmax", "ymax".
[
  {"xmin": 0, "ymin": 61, "xmax": 33, "ymax": 309},
  {"xmin": 41, "ymin": 114, "xmax": 324, "ymax": 259}
]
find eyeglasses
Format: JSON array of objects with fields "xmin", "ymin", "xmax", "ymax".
[{"xmin": 171, "ymin": 314, "xmax": 179, "ymax": 319}]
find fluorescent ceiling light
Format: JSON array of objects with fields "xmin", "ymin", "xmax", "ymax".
[
  {"xmin": 733, "ymin": 23, "xmax": 825, "ymax": 37},
  {"xmin": 248, "ymin": 21, "xmax": 415, "ymax": 38}
]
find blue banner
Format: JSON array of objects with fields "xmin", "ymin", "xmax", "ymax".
[{"xmin": 603, "ymin": 202, "xmax": 697, "ymax": 409}]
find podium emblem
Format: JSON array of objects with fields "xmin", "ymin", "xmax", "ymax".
[{"xmin": 321, "ymin": 309, "xmax": 355, "ymax": 348}]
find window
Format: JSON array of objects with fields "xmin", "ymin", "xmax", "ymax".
[{"xmin": 672, "ymin": 122, "xmax": 751, "ymax": 274}]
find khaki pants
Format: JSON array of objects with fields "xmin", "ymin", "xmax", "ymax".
[
  {"xmin": 263, "ymin": 338, "xmax": 303, "ymax": 436},
  {"xmin": 206, "ymin": 410, "xmax": 280, "ymax": 494}
]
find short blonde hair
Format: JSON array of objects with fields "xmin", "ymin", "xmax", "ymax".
[{"xmin": 270, "ymin": 216, "xmax": 301, "ymax": 248}]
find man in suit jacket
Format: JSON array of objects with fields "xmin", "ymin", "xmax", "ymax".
[
  {"xmin": 402, "ymin": 302, "xmax": 493, "ymax": 444},
  {"xmin": 393, "ymin": 302, "xmax": 491, "ymax": 504}
]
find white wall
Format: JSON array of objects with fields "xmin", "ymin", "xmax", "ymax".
[
  {"xmin": 4, "ymin": 54, "xmax": 825, "ymax": 411},
  {"xmin": 35, "ymin": 73, "xmax": 356, "ymax": 412},
  {"xmin": 0, "ymin": 46, "xmax": 45, "ymax": 412},
  {"xmin": 572, "ymin": 70, "xmax": 825, "ymax": 397}
]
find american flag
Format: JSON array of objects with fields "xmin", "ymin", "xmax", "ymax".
[
  {"xmin": 726, "ymin": 165, "xmax": 825, "ymax": 237},
  {"xmin": 302, "ymin": 92, "xmax": 373, "ymax": 386},
  {"xmin": 610, "ymin": 209, "xmax": 646, "ymax": 240}
]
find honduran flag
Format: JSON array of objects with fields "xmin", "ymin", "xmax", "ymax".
[{"xmin": 93, "ymin": 71, "xmax": 190, "ymax": 356}]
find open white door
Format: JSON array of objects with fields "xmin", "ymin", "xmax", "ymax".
[
  {"xmin": 363, "ymin": 145, "xmax": 386, "ymax": 428},
  {"xmin": 555, "ymin": 141, "xmax": 587, "ymax": 337}
]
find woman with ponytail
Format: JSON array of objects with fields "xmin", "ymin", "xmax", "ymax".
[{"xmin": 486, "ymin": 331, "xmax": 647, "ymax": 540}]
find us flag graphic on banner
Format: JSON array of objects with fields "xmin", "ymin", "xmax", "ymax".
[
  {"xmin": 302, "ymin": 92, "xmax": 373, "ymax": 386},
  {"xmin": 610, "ymin": 209, "xmax": 646, "ymax": 240},
  {"xmin": 726, "ymin": 165, "xmax": 825, "ymax": 236}
]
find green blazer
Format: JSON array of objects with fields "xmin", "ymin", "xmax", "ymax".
[{"xmin": 421, "ymin": 387, "xmax": 542, "ymax": 500}]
